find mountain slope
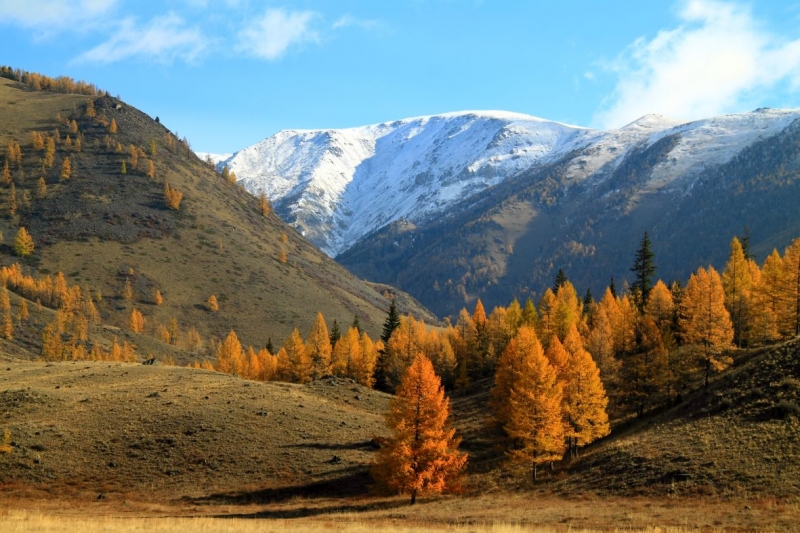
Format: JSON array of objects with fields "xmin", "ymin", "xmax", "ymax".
[
  {"xmin": 0, "ymin": 76, "xmax": 435, "ymax": 354},
  {"xmin": 224, "ymin": 111, "xmax": 594, "ymax": 256},
  {"xmin": 225, "ymin": 107, "xmax": 800, "ymax": 317}
]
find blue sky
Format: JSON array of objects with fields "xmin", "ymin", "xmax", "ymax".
[{"xmin": 2, "ymin": 0, "xmax": 800, "ymax": 153}]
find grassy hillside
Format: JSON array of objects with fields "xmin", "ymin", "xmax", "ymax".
[
  {"xmin": 0, "ymin": 77, "xmax": 435, "ymax": 357},
  {"xmin": 0, "ymin": 336, "xmax": 798, "ymax": 529}
]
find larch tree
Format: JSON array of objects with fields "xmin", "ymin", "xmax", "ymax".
[
  {"xmin": 779, "ymin": 237, "xmax": 800, "ymax": 337},
  {"xmin": 644, "ymin": 280, "xmax": 675, "ymax": 334},
  {"xmin": 36, "ymin": 177, "xmax": 47, "ymax": 199},
  {"xmin": 13, "ymin": 227, "xmax": 34, "ymax": 257},
  {"xmin": 722, "ymin": 237, "xmax": 754, "ymax": 346},
  {"xmin": 503, "ymin": 329, "xmax": 565, "ymax": 481},
  {"xmin": 678, "ymin": 266, "xmax": 734, "ymax": 388},
  {"xmin": 561, "ymin": 324, "xmax": 609, "ymax": 457},
  {"xmin": 384, "ymin": 314, "xmax": 428, "ymax": 392},
  {"xmin": 751, "ymin": 250, "xmax": 782, "ymax": 344},
  {"xmin": 306, "ymin": 312, "xmax": 332, "ymax": 379},
  {"xmin": 1, "ymin": 288, "xmax": 13, "ymax": 340},
  {"xmin": 60, "ymin": 157, "xmax": 71, "ymax": 180},
  {"xmin": 331, "ymin": 326, "xmax": 362, "ymax": 379},
  {"xmin": 129, "ymin": 308, "xmax": 145, "ymax": 333},
  {"xmin": 284, "ymin": 328, "xmax": 312, "ymax": 383},
  {"xmin": 109, "ymin": 118, "xmax": 118, "ymax": 134},
  {"xmin": 216, "ymin": 330, "xmax": 245, "ymax": 376},
  {"xmin": 371, "ymin": 354, "xmax": 467, "ymax": 504},
  {"xmin": 206, "ymin": 294, "xmax": 219, "ymax": 312},
  {"xmin": 492, "ymin": 325, "xmax": 543, "ymax": 429},
  {"xmin": 2, "ymin": 159, "xmax": 10, "ymax": 185},
  {"xmin": 259, "ymin": 191, "xmax": 271, "ymax": 216}
]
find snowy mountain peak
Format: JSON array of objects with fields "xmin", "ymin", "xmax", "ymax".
[{"xmin": 223, "ymin": 108, "xmax": 800, "ymax": 257}]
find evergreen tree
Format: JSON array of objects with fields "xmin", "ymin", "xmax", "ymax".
[
  {"xmin": 553, "ymin": 269, "xmax": 568, "ymax": 293},
  {"xmin": 329, "ymin": 319, "xmax": 341, "ymax": 348},
  {"xmin": 609, "ymin": 277, "xmax": 617, "ymax": 298},
  {"xmin": 381, "ymin": 299, "xmax": 401, "ymax": 343},
  {"xmin": 630, "ymin": 231, "xmax": 656, "ymax": 310},
  {"xmin": 352, "ymin": 314, "xmax": 362, "ymax": 333}
]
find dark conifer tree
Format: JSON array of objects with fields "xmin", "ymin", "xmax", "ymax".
[
  {"xmin": 583, "ymin": 288, "xmax": 594, "ymax": 308},
  {"xmin": 381, "ymin": 299, "xmax": 401, "ymax": 344},
  {"xmin": 609, "ymin": 277, "xmax": 617, "ymax": 298},
  {"xmin": 352, "ymin": 315, "xmax": 362, "ymax": 333},
  {"xmin": 740, "ymin": 225, "xmax": 754, "ymax": 261},
  {"xmin": 630, "ymin": 231, "xmax": 657, "ymax": 310},
  {"xmin": 329, "ymin": 320, "xmax": 342, "ymax": 348},
  {"xmin": 265, "ymin": 337, "xmax": 274, "ymax": 355},
  {"xmin": 553, "ymin": 269, "xmax": 568, "ymax": 293},
  {"xmin": 376, "ymin": 299, "xmax": 402, "ymax": 392}
]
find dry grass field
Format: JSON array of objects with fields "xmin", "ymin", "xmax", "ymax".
[{"xmin": 2, "ymin": 339, "xmax": 799, "ymax": 531}]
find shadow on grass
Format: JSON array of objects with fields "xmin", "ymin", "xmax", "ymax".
[
  {"xmin": 183, "ymin": 469, "xmax": 412, "ymax": 519},
  {"xmin": 281, "ymin": 440, "xmax": 378, "ymax": 451}
]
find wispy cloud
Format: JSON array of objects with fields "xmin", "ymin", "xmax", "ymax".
[
  {"xmin": 72, "ymin": 13, "xmax": 206, "ymax": 65},
  {"xmin": 237, "ymin": 8, "xmax": 319, "ymax": 61},
  {"xmin": 0, "ymin": 0, "xmax": 117, "ymax": 32},
  {"xmin": 592, "ymin": 0, "xmax": 800, "ymax": 129},
  {"xmin": 332, "ymin": 14, "xmax": 380, "ymax": 31}
]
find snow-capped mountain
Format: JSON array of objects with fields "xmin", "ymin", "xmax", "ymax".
[{"xmin": 221, "ymin": 108, "xmax": 800, "ymax": 258}]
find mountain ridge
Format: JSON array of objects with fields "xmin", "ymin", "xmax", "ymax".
[{"xmin": 222, "ymin": 107, "xmax": 800, "ymax": 260}]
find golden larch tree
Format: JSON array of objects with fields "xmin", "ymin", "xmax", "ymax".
[
  {"xmin": 331, "ymin": 326, "xmax": 362, "ymax": 379},
  {"xmin": 283, "ymin": 328, "xmax": 312, "ymax": 383},
  {"xmin": 306, "ymin": 312, "xmax": 332, "ymax": 379},
  {"xmin": 561, "ymin": 323, "xmax": 609, "ymax": 457},
  {"xmin": 1, "ymin": 288, "xmax": 13, "ymax": 340},
  {"xmin": 2, "ymin": 159, "xmax": 10, "ymax": 185},
  {"xmin": 385, "ymin": 314, "xmax": 428, "ymax": 391},
  {"xmin": 153, "ymin": 289, "xmax": 163, "ymax": 305},
  {"xmin": 60, "ymin": 157, "xmax": 71, "ymax": 180},
  {"xmin": 503, "ymin": 331, "xmax": 565, "ymax": 481},
  {"xmin": 36, "ymin": 177, "xmax": 47, "ymax": 199},
  {"xmin": 492, "ymin": 325, "xmax": 543, "ymax": 429},
  {"xmin": 206, "ymin": 294, "xmax": 219, "ymax": 312},
  {"xmin": 259, "ymin": 191, "xmax": 271, "ymax": 216},
  {"xmin": 679, "ymin": 266, "xmax": 734, "ymax": 388},
  {"xmin": 129, "ymin": 308, "xmax": 145, "ymax": 333},
  {"xmin": 13, "ymin": 227, "xmax": 34, "ymax": 257},
  {"xmin": 216, "ymin": 330, "xmax": 245, "ymax": 376},
  {"xmin": 644, "ymin": 280, "xmax": 675, "ymax": 333},
  {"xmin": 109, "ymin": 118, "xmax": 118, "ymax": 134},
  {"xmin": 779, "ymin": 237, "xmax": 800, "ymax": 338},
  {"xmin": 751, "ymin": 250, "xmax": 782, "ymax": 344},
  {"xmin": 722, "ymin": 237, "xmax": 754, "ymax": 346},
  {"xmin": 372, "ymin": 354, "xmax": 467, "ymax": 504}
]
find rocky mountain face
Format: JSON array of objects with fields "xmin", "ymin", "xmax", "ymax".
[{"xmin": 223, "ymin": 108, "xmax": 800, "ymax": 317}]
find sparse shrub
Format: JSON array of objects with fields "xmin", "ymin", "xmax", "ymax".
[
  {"xmin": 773, "ymin": 400, "xmax": 800, "ymax": 419},
  {"xmin": 0, "ymin": 428, "xmax": 11, "ymax": 453}
]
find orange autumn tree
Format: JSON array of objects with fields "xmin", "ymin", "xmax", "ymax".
[
  {"xmin": 372, "ymin": 354, "xmax": 467, "ymax": 504},
  {"xmin": 679, "ymin": 266, "xmax": 734, "ymax": 388},
  {"xmin": 306, "ymin": 312, "xmax": 332, "ymax": 379},
  {"xmin": 503, "ymin": 327, "xmax": 565, "ymax": 481},
  {"xmin": 561, "ymin": 324, "xmax": 609, "ymax": 457}
]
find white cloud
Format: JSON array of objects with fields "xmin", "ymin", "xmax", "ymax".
[
  {"xmin": 332, "ymin": 14, "xmax": 379, "ymax": 31},
  {"xmin": 237, "ymin": 8, "xmax": 319, "ymax": 61},
  {"xmin": 72, "ymin": 13, "xmax": 206, "ymax": 65},
  {"xmin": 0, "ymin": 0, "xmax": 116, "ymax": 31},
  {"xmin": 592, "ymin": 0, "xmax": 800, "ymax": 129}
]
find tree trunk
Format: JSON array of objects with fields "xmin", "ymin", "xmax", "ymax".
[
  {"xmin": 533, "ymin": 463, "xmax": 538, "ymax": 481},
  {"xmin": 410, "ymin": 490, "xmax": 416, "ymax": 505}
]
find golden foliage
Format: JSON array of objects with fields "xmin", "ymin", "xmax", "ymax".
[
  {"xmin": 129, "ymin": 308, "xmax": 145, "ymax": 333},
  {"xmin": 679, "ymin": 266, "xmax": 734, "ymax": 388},
  {"xmin": 372, "ymin": 354, "xmax": 466, "ymax": 504},
  {"xmin": 206, "ymin": 294, "xmax": 219, "ymax": 312},
  {"xmin": 306, "ymin": 312, "xmax": 332, "ymax": 379},
  {"xmin": 12, "ymin": 227, "xmax": 34, "ymax": 257},
  {"xmin": 164, "ymin": 182, "xmax": 183, "ymax": 210},
  {"xmin": 60, "ymin": 157, "xmax": 71, "ymax": 180}
]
